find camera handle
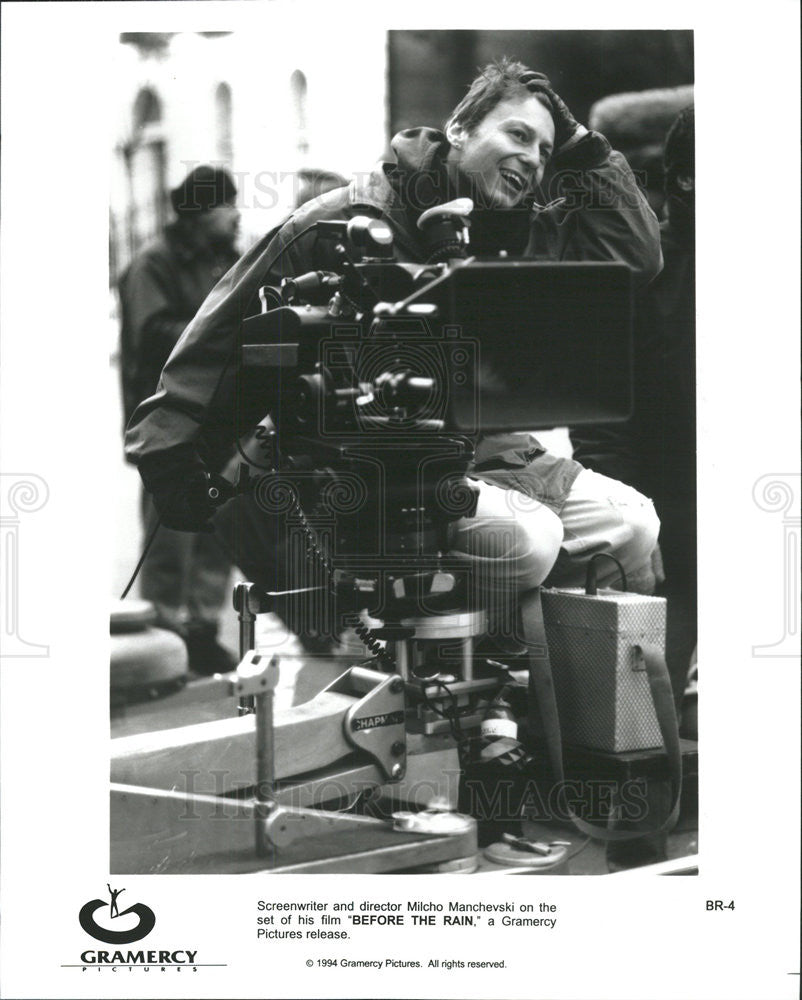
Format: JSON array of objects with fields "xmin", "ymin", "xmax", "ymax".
[{"xmin": 417, "ymin": 197, "xmax": 474, "ymax": 264}]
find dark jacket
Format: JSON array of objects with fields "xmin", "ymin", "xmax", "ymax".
[
  {"xmin": 571, "ymin": 194, "xmax": 694, "ymax": 493},
  {"xmin": 571, "ymin": 193, "xmax": 694, "ymax": 593},
  {"xmin": 125, "ymin": 129, "xmax": 662, "ymax": 510},
  {"xmin": 118, "ymin": 221, "xmax": 238, "ymax": 431}
]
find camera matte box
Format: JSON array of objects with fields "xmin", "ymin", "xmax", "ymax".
[{"xmin": 442, "ymin": 261, "xmax": 633, "ymax": 431}]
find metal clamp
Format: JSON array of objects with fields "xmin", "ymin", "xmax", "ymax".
[{"xmin": 324, "ymin": 667, "xmax": 408, "ymax": 781}]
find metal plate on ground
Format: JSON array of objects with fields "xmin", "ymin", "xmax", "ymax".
[{"xmin": 483, "ymin": 841, "xmax": 569, "ymax": 871}]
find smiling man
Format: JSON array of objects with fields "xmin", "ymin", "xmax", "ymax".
[
  {"xmin": 445, "ymin": 93, "xmax": 555, "ymax": 207},
  {"xmin": 126, "ymin": 59, "xmax": 663, "ymax": 636}
]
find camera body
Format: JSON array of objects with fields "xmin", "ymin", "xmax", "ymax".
[{"xmin": 233, "ymin": 218, "xmax": 633, "ymax": 621}]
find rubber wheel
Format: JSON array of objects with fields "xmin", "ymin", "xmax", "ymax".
[
  {"xmin": 110, "ymin": 599, "xmax": 157, "ymax": 634},
  {"xmin": 483, "ymin": 842, "xmax": 569, "ymax": 870},
  {"xmin": 111, "ymin": 626, "xmax": 188, "ymax": 689}
]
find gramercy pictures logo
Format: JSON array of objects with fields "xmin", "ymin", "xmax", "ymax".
[
  {"xmin": 72, "ymin": 885, "xmax": 205, "ymax": 971},
  {"xmin": 79, "ymin": 883, "xmax": 156, "ymax": 944}
]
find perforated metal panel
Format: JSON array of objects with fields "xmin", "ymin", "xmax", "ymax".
[{"xmin": 541, "ymin": 588, "xmax": 667, "ymax": 752}]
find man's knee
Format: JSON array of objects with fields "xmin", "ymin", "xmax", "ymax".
[
  {"xmin": 618, "ymin": 496, "xmax": 660, "ymax": 571},
  {"xmin": 460, "ymin": 508, "xmax": 563, "ymax": 593},
  {"xmin": 548, "ymin": 472, "xmax": 661, "ymax": 592},
  {"xmin": 609, "ymin": 495, "xmax": 660, "ymax": 594},
  {"xmin": 513, "ymin": 507, "xmax": 564, "ymax": 589}
]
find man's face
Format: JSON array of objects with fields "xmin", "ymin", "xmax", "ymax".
[
  {"xmin": 196, "ymin": 202, "xmax": 241, "ymax": 249},
  {"xmin": 448, "ymin": 95, "xmax": 555, "ymax": 209}
]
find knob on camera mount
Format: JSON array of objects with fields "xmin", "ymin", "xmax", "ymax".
[{"xmin": 417, "ymin": 197, "xmax": 474, "ymax": 263}]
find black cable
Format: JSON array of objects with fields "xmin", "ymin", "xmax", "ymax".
[
  {"xmin": 353, "ymin": 620, "xmax": 397, "ymax": 671},
  {"xmin": 417, "ymin": 677, "xmax": 473, "ymax": 765},
  {"xmin": 260, "ymin": 222, "xmax": 324, "ymax": 286},
  {"xmin": 282, "ymin": 482, "xmax": 400, "ymax": 672},
  {"xmin": 564, "ymin": 836, "xmax": 593, "ymax": 863},
  {"xmin": 439, "ymin": 679, "xmax": 477, "ymax": 768},
  {"xmin": 119, "ymin": 515, "xmax": 161, "ymax": 600}
]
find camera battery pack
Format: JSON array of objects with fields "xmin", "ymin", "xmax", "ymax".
[{"xmin": 541, "ymin": 588, "xmax": 667, "ymax": 752}]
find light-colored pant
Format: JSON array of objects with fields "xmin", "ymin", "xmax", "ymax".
[
  {"xmin": 211, "ymin": 467, "xmax": 659, "ymax": 642},
  {"xmin": 450, "ymin": 469, "xmax": 659, "ymax": 598}
]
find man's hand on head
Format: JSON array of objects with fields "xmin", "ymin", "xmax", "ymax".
[
  {"xmin": 520, "ymin": 74, "xmax": 606, "ymax": 170},
  {"xmin": 520, "ymin": 75, "xmax": 580, "ymax": 151}
]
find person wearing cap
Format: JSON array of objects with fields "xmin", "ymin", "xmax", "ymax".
[
  {"xmin": 125, "ymin": 61, "xmax": 663, "ymax": 637},
  {"xmin": 118, "ymin": 165, "xmax": 240, "ymax": 674}
]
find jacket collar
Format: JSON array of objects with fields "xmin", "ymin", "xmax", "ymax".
[
  {"xmin": 344, "ymin": 128, "xmax": 451, "ymax": 258},
  {"xmin": 343, "ymin": 127, "xmax": 564, "ymax": 259}
]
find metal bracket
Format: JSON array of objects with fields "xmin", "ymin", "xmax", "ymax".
[
  {"xmin": 324, "ymin": 666, "xmax": 407, "ymax": 781},
  {"xmin": 263, "ymin": 804, "xmax": 391, "ymax": 848},
  {"xmin": 229, "ymin": 651, "xmax": 280, "ymax": 697}
]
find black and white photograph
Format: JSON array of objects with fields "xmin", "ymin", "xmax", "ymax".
[
  {"xmin": 0, "ymin": 3, "xmax": 799, "ymax": 999},
  {"xmin": 108, "ymin": 26, "xmax": 698, "ymax": 877}
]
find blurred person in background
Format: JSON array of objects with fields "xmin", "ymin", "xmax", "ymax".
[
  {"xmin": 586, "ymin": 85, "xmax": 694, "ymax": 216},
  {"xmin": 125, "ymin": 59, "xmax": 664, "ymax": 642},
  {"xmin": 571, "ymin": 106, "xmax": 696, "ymax": 704},
  {"xmin": 118, "ymin": 165, "xmax": 241, "ymax": 674}
]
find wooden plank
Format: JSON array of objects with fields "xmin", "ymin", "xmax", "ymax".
[
  {"xmin": 110, "ymin": 784, "xmax": 477, "ymax": 875},
  {"xmin": 111, "ymin": 690, "xmax": 356, "ymax": 793}
]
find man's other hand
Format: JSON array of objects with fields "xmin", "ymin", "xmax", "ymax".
[{"xmin": 152, "ymin": 469, "xmax": 217, "ymax": 532}]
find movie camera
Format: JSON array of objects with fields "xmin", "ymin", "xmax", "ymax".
[
  {"xmin": 110, "ymin": 206, "xmax": 636, "ymax": 873},
  {"xmin": 232, "ymin": 203, "xmax": 633, "ymax": 611}
]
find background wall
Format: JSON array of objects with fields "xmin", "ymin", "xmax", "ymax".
[
  {"xmin": 388, "ymin": 29, "xmax": 693, "ymax": 133},
  {"xmin": 110, "ymin": 29, "xmax": 389, "ymax": 284}
]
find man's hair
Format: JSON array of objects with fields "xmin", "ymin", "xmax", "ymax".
[
  {"xmin": 663, "ymin": 105, "xmax": 694, "ymax": 191},
  {"xmin": 444, "ymin": 57, "xmax": 553, "ymax": 134}
]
